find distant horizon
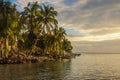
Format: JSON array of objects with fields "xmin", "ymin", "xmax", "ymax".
[
  {"xmin": 74, "ymin": 52, "xmax": 120, "ymax": 54},
  {"xmin": 71, "ymin": 39, "xmax": 120, "ymax": 53}
]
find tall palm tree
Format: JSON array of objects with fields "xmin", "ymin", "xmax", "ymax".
[
  {"xmin": 20, "ymin": 2, "xmax": 40, "ymax": 54},
  {"xmin": 36, "ymin": 4, "xmax": 59, "ymax": 55},
  {"xmin": 0, "ymin": 0, "xmax": 13, "ymax": 58},
  {"xmin": 9, "ymin": 4, "xmax": 22, "ymax": 53},
  {"xmin": 21, "ymin": 2, "xmax": 58, "ymax": 55},
  {"xmin": 0, "ymin": 0, "xmax": 20, "ymax": 58}
]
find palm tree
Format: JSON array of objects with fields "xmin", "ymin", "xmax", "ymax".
[
  {"xmin": 53, "ymin": 27, "xmax": 67, "ymax": 54},
  {"xmin": 0, "ymin": 0, "xmax": 13, "ymax": 58},
  {"xmin": 9, "ymin": 4, "xmax": 22, "ymax": 53},
  {"xmin": 0, "ymin": 1, "xmax": 73, "ymax": 60},
  {"xmin": 38, "ymin": 4, "xmax": 58, "ymax": 34},
  {"xmin": 20, "ymin": 2, "xmax": 40, "ymax": 54},
  {"xmin": 0, "ymin": 0, "xmax": 20, "ymax": 58},
  {"xmin": 62, "ymin": 39, "xmax": 73, "ymax": 53},
  {"xmin": 20, "ymin": 2, "xmax": 58, "ymax": 55}
]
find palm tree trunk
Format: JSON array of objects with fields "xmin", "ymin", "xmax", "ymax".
[{"xmin": 5, "ymin": 37, "xmax": 10, "ymax": 58}]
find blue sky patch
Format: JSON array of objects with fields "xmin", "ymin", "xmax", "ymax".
[
  {"xmin": 63, "ymin": 0, "xmax": 77, "ymax": 6},
  {"xmin": 64, "ymin": 28, "xmax": 84, "ymax": 36}
]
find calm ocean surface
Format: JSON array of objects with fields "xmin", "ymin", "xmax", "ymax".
[{"xmin": 1, "ymin": 53, "xmax": 120, "ymax": 80}]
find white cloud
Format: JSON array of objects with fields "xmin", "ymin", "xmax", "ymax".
[
  {"xmin": 15, "ymin": 0, "xmax": 120, "ymax": 42},
  {"xmin": 15, "ymin": 0, "xmax": 64, "ymax": 11},
  {"xmin": 67, "ymin": 32, "xmax": 120, "ymax": 41},
  {"xmin": 14, "ymin": 0, "xmax": 120, "ymax": 53}
]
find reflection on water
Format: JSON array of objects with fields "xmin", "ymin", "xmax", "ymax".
[
  {"xmin": 0, "ymin": 59, "xmax": 71, "ymax": 80},
  {"xmin": 1, "ymin": 54, "xmax": 120, "ymax": 80}
]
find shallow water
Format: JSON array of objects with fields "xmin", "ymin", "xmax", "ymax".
[{"xmin": 1, "ymin": 53, "xmax": 120, "ymax": 80}]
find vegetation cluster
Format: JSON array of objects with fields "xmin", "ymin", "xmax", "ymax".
[{"xmin": 0, "ymin": 0, "xmax": 73, "ymax": 63}]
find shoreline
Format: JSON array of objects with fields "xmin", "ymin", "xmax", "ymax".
[{"xmin": 0, "ymin": 53, "xmax": 81, "ymax": 64}]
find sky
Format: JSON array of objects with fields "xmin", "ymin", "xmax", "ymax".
[{"xmin": 11, "ymin": 0, "xmax": 120, "ymax": 53}]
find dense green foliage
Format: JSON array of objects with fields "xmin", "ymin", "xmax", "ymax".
[{"xmin": 0, "ymin": 0, "xmax": 72, "ymax": 58}]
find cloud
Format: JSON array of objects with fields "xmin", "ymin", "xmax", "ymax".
[
  {"xmin": 14, "ymin": 0, "xmax": 120, "ymax": 42},
  {"xmin": 90, "ymin": 28, "xmax": 120, "ymax": 35},
  {"xmin": 72, "ymin": 39, "xmax": 120, "ymax": 53},
  {"xmin": 13, "ymin": 0, "xmax": 120, "ymax": 53},
  {"xmin": 67, "ymin": 32, "xmax": 120, "ymax": 41},
  {"xmin": 58, "ymin": 0, "xmax": 120, "ymax": 37},
  {"xmin": 15, "ymin": 0, "xmax": 64, "ymax": 11}
]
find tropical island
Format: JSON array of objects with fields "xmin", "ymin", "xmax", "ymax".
[{"xmin": 0, "ymin": 0, "xmax": 73, "ymax": 64}]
